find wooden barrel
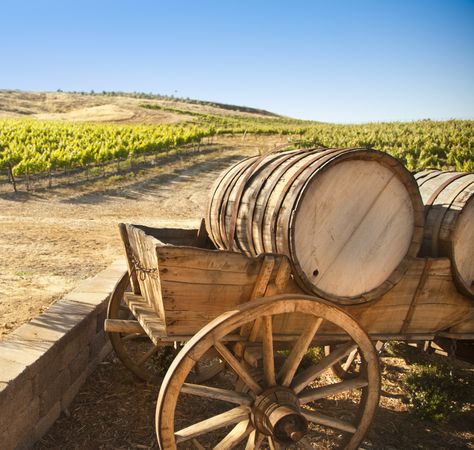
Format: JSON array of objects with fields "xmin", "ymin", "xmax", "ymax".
[
  {"xmin": 206, "ymin": 147, "xmax": 425, "ymax": 303},
  {"xmin": 415, "ymin": 169, "xmax": 474, "ymax": 298}
]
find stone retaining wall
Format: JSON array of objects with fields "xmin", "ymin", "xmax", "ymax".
[{"xmin": 0, "ymin": 260, "xmax": 126, "ymax": 450}]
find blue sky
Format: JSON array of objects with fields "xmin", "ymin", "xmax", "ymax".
[{"xmin": 1, "ymin": 0, "xmax": 473, "ymax": 123}]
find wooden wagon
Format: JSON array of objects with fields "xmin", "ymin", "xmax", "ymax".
[{"xmin": 104, "ymin": 221, "xmax": 474, "ymax": 450}]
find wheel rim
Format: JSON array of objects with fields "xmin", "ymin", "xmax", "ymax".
[
  {"xmin": 156, "ymin": 295, "xmax": 380, "ymax": 449},
  {"xmin": 107, "ymin": 271, "xmax": 225, "ymax": 384},
  {"xmin": 107, "ymin": 271, "xmax": 176, "ymax": 383}
]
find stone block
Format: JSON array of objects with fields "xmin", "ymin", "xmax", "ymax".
[
  {"xmin": 0, "ymin": 396, "xmax": 40, "ymax": 450},
  {"xmin": 39, "ymin": 369, "xmax": 70, "ymax": 416},
  {"xmin": 68, "ymin": 346, "xmax": 90, "ymax": 382},
  {"xmin": 57, "ymin": 315, "xmax": 97, "ymax": 369},
  {"xmin": 95, "ymin": 259, "xmax": 127, "ymax": 280},
  {"xmin": 71, "ymin": 277, "xmax": 117, "ymax": 295},
  {"xmin": 44, "ymin": 298, "xmax": 94, "ymax": 323},
  {"xmin": 96, "ymin": 306, "xmax": 107, "ymax": 333},
  {"xmin": 89, "ymin": 330, "xmax": 108, "ymax": 359},
  {"xmin": 12, "ymin": 320, "xmax": 67, "ymax": 344},
  {"xmin": 61, "ymin": 366, "xmax": 89, "ymax": 411},
  {"xmin": 0, "ymin": 335, "xmax": 52, "ymax": 367},
  {"xmin": 0, "ymin": 356, "xmax": 28, "ymax": 384},
  {"xmin": 0, "ymin": 376, "xmax": 34, "ymax": 432},
  {"xmin": 63, "ymin": 291, "xmax": 110, "ymax": 310},
  {"xmin": 33, "ymin": 401, "xmax": 61, "ymax": 445}
]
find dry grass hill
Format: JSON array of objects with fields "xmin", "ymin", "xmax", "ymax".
[{"xmin": 0, "ymin": 89, "xmax": 278, "ymax": 124}]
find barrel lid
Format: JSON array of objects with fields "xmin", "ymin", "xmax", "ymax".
[{"xmin": 289, "ymin": 149, "xmax": 424, "ymax": 303}]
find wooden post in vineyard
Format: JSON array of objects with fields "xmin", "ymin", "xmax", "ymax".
[{"xmin": 7, "ymin": 161, "xmax": 17, "ymax": 193}]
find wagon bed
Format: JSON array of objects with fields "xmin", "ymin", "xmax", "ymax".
[{"xmin": 107, "ymin": 223, "xmax": 474, "ymax": 344}]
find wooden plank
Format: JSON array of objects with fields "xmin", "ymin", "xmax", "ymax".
[
  {"xmin": 341, "ymin": 258, "xmax": 474, "ymax": 336},
  {"xmin": 400, "ymin": 258, "xmax": 432, "ymax": 333},
  {"xmin": 159, "ymin": 266, "xmax": 259, "ymax": 286},
  {"xmin": 118, "ymin": 223, "xmax": 140, "ymax": 294},
  {"xmin": 251, "ymin": 255, "xmax": 275, "ymax": 299},
  {"xmin": 157, "ymin": 246, "xmax": 262, "ymax": 272},
  {"xmin": 124, "ymin": 293, "xmax": 166, "ymax": 345},
  {"xmin": 104, "ymin": 318, "xmax": 144, "ymax": 334}
]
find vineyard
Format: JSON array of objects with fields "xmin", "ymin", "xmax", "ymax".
[{"xmin": 0, "ymin": 104, "xmax": 473, "ymax": 191}]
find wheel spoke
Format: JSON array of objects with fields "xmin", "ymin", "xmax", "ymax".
[
  {"xmin": 120, "ymin": 332, "xmax": 146, "ymax": 342},
  {"xmin": 193, "ymin": 360, "xmax": 226, "ymax": 383},
  {"xmin": 278, "ymin": 318, "xmax": 323, "ymax": 387},
  {"xmin": 245, "ymin": 429, "xmax": 265, "ymax": 449},
  {"xmin": 249, "ymin": 317, "xmax": 262, "ymax": 342},
  {"xmin": 299, "ymin": 437, "xmax": 315, "ymax": 450},
  {"xmin": 214, "ymin": 341, "xmax": 263, "ymax": 394},
  {"xmin": 214, "ymin": 419, "xmax": 253, "ymax": 449},
  {"xmin": 181, "ymin": 383, "xmax": 253, "ymax": 405},
  {"xmin": 268, "ymin": 436, "xmax": 283, "ymax": 449},
  {"xmin": 262, "ymin": 315, "xmax": 276, "ymax": 386},
  {"xmin": 302, "ymin": 409, "xmax": 356, "ymax": 434},
  {"xmin": 191, "ymin": 438, "xmax": 205, "ymax": 450},
  {"xmin": 342, "ymin": 348, "xmax": 359, "ymax": 372},
  {"xmin": 299, "ymin": 377, "xmax": 369, "ymax": 404},
  {"xmin": 175, "ymin": 406, "xmax": 250, "ymax": 443},
  {"xmin": 291, "ymin": 342, "xmax": 358, "ymax": 393},
  {"xmin": 136, "ymin": 344, "xmax": 160, "ymax": 366}
]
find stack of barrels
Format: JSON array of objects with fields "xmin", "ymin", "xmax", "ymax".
[
  {"xmin": 206, "ymin": 147, "xmax": 425, "ymax": 303},
  {"xmin": 415, "ymin": 170, "xmax": 474, "ymax": 297},
  {"xmin": 206, "ymin": 147, "xmax": 474, "ymax": 303}
]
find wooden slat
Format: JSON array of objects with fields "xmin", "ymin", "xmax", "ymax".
[
  {"xmin": 104, "ymin": 318, "xmax": 144, "ymax": 334},
  {"xmin": 157, "ymin": 246, "xmax": 261, "ymax": 272},
  {"xmin": 124, "ymin": 293, "xmax": 166, "ymax": 345},
  {"xmin": 400, "ymin": 258, "xmax": 432, "ymax": 333}
]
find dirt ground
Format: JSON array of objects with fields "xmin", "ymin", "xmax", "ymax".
[
  {"xmin": 0, "ymin": 136, "xmax": 280, "ymax": 338},
  {"xmin": 34, "ymin": 343, "xmax": 473, "ymax": 450}
]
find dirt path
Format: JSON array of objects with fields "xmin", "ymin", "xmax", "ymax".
[{"xmin": 0, "ymin": 136, "xmax": 280, "ymax": 338}]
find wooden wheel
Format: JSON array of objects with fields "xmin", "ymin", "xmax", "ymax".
[
  {"xmin": 106, "ymin": 271, "xmax": 175, "ymax": 383},
  {"xmin": 156, "ymin": 295, "xmax": 380, "ymax": 449},
  {"xmin": 106, "ymin": 271, "xmax": 225, "ymax": 384},
  {"xmin": 324, "ymin": 341, "xmax": 385, "ymax": 381}
]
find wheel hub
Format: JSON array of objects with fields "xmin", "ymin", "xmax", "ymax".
[{"xmin": 252, "ymin": 386, "xmax": 308, "ymax": 444}]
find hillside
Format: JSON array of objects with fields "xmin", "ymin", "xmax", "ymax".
[{"xmin": 0, "ymin": 90, "xmax": 279, "ymax": 124}]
